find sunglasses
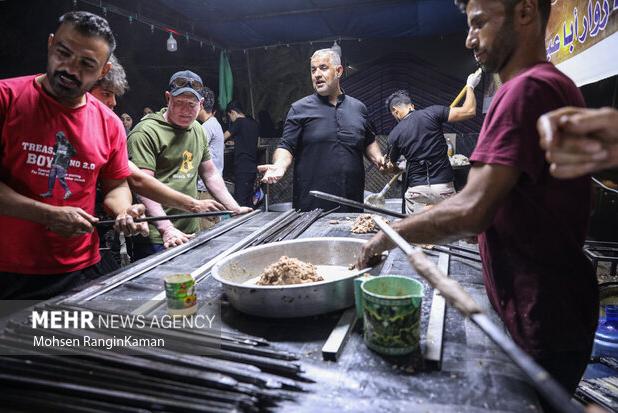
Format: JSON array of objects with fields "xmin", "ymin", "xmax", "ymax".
[{"xmin": 171, "ymin": 77, "xmax": 204, "ymax": 92}]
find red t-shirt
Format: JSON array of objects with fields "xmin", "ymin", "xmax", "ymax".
[
  {"xmin": 0, "ymin": 75, "xmax": 130, "ymax": 274},
  {"xmin": 470, "ymin": 63, "xmax": 598, "ymax": 357}
]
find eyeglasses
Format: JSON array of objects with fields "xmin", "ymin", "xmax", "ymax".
[{"xmin": 170, "ymin": 77, "xmax": 204, "ymax": 93}]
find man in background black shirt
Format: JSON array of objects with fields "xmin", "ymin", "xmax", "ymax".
[
  {"xmin": 386, "ymin": 72, "xmax": 479, "ymax": 213},
  {"xmin": 224, "ymin": 101, "xmax": 259, "ymax": 207},
  {"xmin": 259, "ymin": 48, "xmax": 385, "ymax": 211}
]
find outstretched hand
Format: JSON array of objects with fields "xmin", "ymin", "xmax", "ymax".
[{"xmin": 258, "ymin": 164, "xmax": 286, "ymax": 184}]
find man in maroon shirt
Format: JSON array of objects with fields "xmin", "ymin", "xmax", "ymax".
[{"xmin": 359, "ymin": 0, "xmax": 598, "ymax": 409}]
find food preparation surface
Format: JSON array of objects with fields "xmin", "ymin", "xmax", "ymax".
[{"xmin": 73, "ymin": 212, "xmax": 541, "ymax": 412}]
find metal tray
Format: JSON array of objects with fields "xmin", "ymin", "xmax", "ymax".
[{"xmin": 212, "ymin": 237, "xmax": 369, "ymax": 318}]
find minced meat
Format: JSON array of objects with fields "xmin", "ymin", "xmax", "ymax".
[
  {"xmin": 352, "ymin": 214, "xmax": 388, "ymax": 234},
  {"xmin": 257, "ymin": 256, "xmax": 324, "ymax": 285}
]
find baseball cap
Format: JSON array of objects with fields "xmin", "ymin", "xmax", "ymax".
[{"xmin": 169, "ymin": 70, "xmax": 204, "ymax": 100}]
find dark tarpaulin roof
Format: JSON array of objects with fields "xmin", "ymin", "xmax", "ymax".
[{"xmin": 158, "ymin": 0, "xmax": 468, "ymax": 49}]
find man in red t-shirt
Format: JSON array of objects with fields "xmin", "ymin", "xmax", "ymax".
[
  {"xmin": 0, "ymin": 11, "xmax": 147, "ymax": 299},
  {"xmin": 359, "ymin": 0, "xmax": 597, "ymax": 409}
]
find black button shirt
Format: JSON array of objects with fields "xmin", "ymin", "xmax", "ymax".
[
  {"xmin": 388, "ymin": 105, "xmax": 454, "ymax": 187},
  {"xmin": 279, "ymin": 93, "xmax": 375, "ymax": 212}
]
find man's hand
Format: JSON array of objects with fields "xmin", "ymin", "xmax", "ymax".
[
  {"xmin": 258, "ymin": 164, "xmax": 286, "ymax": 184},
  {"xmin": 375, "ymin": 155, "xmax": 390, "ymax": 172},
  {"xmin": 232, "ymin": 206, "xmax": 253, "ymax": 216},
  {"xmin": 356, "ymin": 232, "xmax": 394, "ymax": 269},
  {"xmin": 114, "ymin": 204, "xmax": 149, "ymax": 237},
  {"xmin": 538, "ymin": 107, "xmax": 618, "ymax": 178},
  {"xmin": 194, "ymin": 198, "xmax": 225, "ymax": 212},
  {"xmin": 43, "ymin": 206, "xmax": 98, "ymax": 237},
  {"xmin": 161, "ymin": 226, "xmax": 195, "ymax": 249},
  {"xmin": 383, "ymin": 159, "xmax": 401, "ymax": 174},
  {"xmin": 466, "ymin": 69, "xmax": 482, "ymax": 89}
]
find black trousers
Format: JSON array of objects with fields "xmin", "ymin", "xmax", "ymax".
[
  {"xmin": 0, "ymin": 262, "xmax": 110, "ymax": 300},
  {"xmin": 234, "ymin": 172, "xmax": 256, "ymax": 208}
]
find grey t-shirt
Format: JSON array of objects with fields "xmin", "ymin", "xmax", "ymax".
[{"xmin": 198, "ymin": 115, "xmax": 225, "ymax": 191}]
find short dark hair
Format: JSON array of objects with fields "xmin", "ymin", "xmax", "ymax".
[
  {"xmin": 226, "ymin": 100, "xmax": 244, "ymax": 115},
  {"xmin": 58, "ymin": 11, "xmax": 116, "ymax": 55},
  {"xmin": 202, "ymin": 87, "xmax": 215, "ymax": 112},
  {"xmin": 453, "ymin": 0, "xmax": 551, "ymax": 30},
  {"xmin": 385, "ymin": 90, "xmax": 412, "ymax": 112}
]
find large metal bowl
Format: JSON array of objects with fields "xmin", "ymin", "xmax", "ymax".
[{"xmin": 211, "ymin": 237, "xmax": 368, "ymax": 318}]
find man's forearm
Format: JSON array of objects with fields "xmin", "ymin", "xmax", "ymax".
[
  {"xmin": 138, "ymin": 194, "xmax": 173, "ymax": 233},
  {"xmin": 204, "ymin": 172, "xmax": 240, "ymax": 211},
  {"xmin": 271, "ymin": 148, "xmax": 293, "ymax": 171},
  {"xmin": 391, "ymin": 193, "xmax": 482, "ymax": 246},
  {"xmin": 384, "ymin": 164, "xmax": 517, "ymax": 246},
  {"xmin": 460, "ymin": 86, "xmax": 477, "ymax": 118},
  {"xmin": 365, "ymin": 142, "xmax": 383, "ymax": 168},
  {"xmin": 101, "ymin": 182, "xmax": 134, "ymax": 217},
  {"xmin": 128, "ymin": 167, "xmax": 199, "ymax": 212},
  {"xmin": 0, "ymin": 181, "xmax": 53, "ymax": 225}
]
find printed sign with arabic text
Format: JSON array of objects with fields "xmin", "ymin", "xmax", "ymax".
[{"xmin": 545, "ymin": 0, "xmax": 618, "ymax": 64}]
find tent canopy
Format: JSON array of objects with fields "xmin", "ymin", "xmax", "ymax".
[{"xmin": 158, "ymin": 0, "xmax": 468, "ymax": 49}]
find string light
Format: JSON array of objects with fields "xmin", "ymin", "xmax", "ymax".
[
  {"xmin": 74, "ymin": 0, "xmax": 362, "ymax": 54},
  {"xmin": 166, "ymin": 32, "xmax": 178, "ymax": 52},
  {"xmin": 74, "ymin": 0, "xmax": 219, "ymax": 52}
]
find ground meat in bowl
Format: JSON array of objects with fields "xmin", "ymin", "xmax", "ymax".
[{"xmin": 257, "ymin": 256, "xmax": 324, "ymax": 285}]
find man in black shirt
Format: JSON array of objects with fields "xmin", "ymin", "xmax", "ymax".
[
  {"xmin": 260, "ymin": 48, "xmax": 384, "ymax": 211},
  {"xmin": 386, "ymin": 73, "xmax": 479, "ymax": 213},
  {"xmin": 224, "ymin": 101, "xmax": 259, "ymax": 207}
]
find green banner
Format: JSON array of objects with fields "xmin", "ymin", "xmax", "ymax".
[{"xmin": 218, "ymin": 50, "xmax": 233, "ymax": 111}]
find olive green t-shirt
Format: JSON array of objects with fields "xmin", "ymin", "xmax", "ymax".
[{"xmin": 127, "ymin": 109, "xmax": 211, "ymax": 244}]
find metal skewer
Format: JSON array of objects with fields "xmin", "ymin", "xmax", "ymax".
[
  {"xmin": 96, "ymin": 211, "xmax": 234, "ymax": 226},
  {"xmin": 310, "ymin": 190, "xmax": 406, "ymax": 218},
  {"xmin": 66, "ymin": 210, "xmax": 261, "ymax": 303},
  {"xmin": 372, "ymin": 216, "xmax": 585, "ymax": 413}
]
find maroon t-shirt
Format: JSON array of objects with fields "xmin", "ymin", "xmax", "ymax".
[{"xmin": 470, "ymin": 63, "xmax": 598, "ymax": 357}]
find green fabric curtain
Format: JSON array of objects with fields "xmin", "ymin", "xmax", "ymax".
[{"xmin": 218, "ymin": 50, "xmax": 233, "ymax": 111}]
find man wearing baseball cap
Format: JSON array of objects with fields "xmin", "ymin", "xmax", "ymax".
[{"xmin": 127, "ymin": 70, "xmax": 251, "ymax": 259}]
